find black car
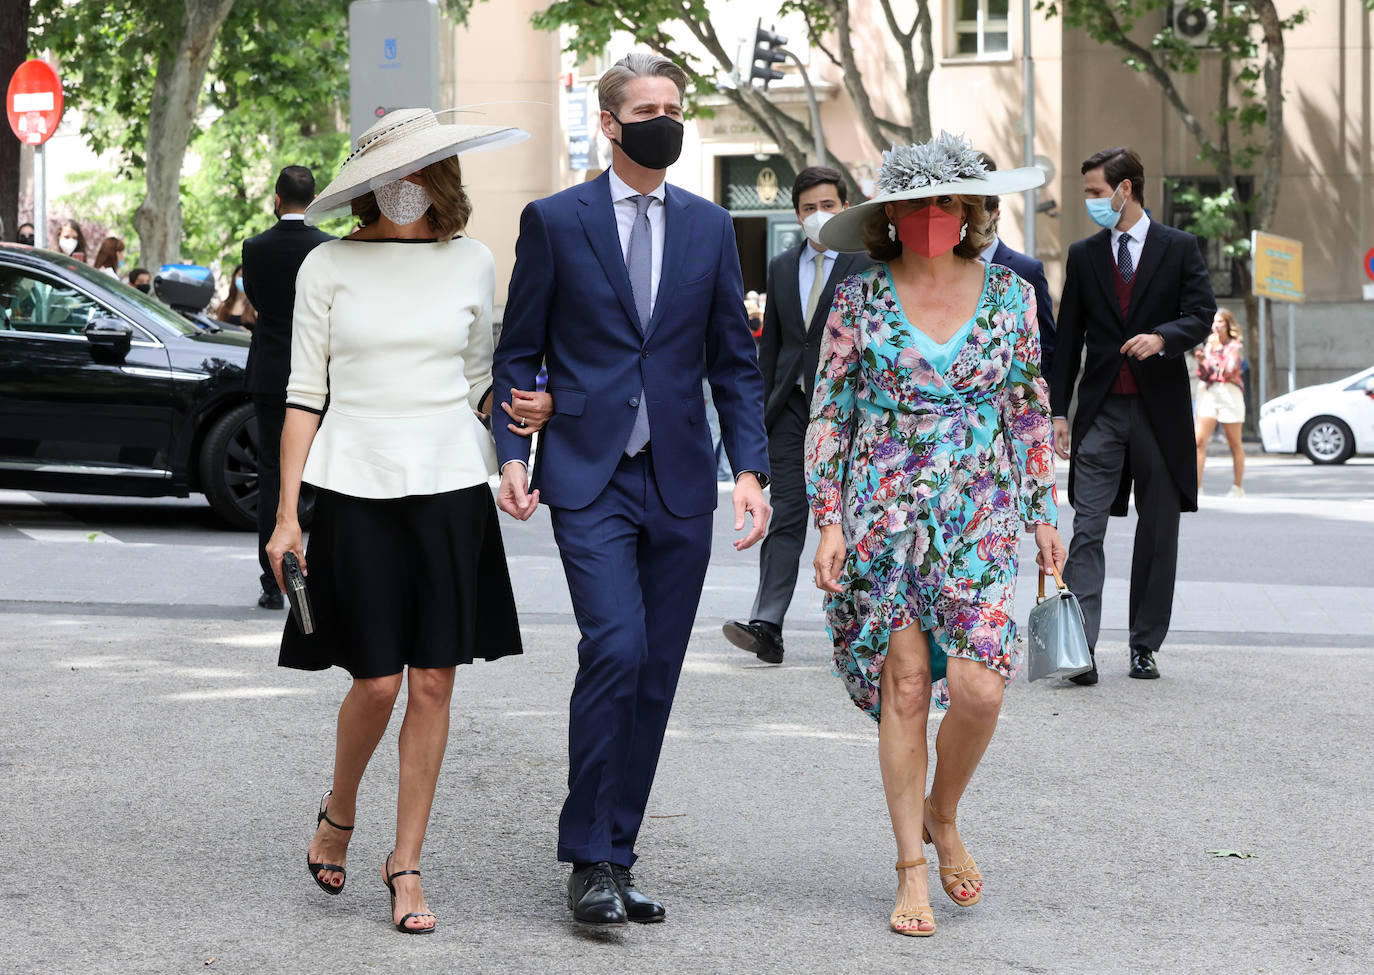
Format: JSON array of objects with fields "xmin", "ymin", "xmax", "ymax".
[{"xmin": 0, "ymin": 243, "xmax": 282, "ymax": 529}]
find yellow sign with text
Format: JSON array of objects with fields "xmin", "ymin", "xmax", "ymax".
[{"xmin": 1251, "ymin": 231, "xmax": 1304, "ymax": 302}]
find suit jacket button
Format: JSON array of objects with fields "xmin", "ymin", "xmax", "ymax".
[
  {"xmin": 804, "ymin": 342, "xmax": 810, "ymax": 350},
  {"xmin": 629, "ymin": 397, "xmax": 639, "ymax": 407},
  {"xmin": 642, "ymin": 350, "xmax": 649, "ymax": 358}
]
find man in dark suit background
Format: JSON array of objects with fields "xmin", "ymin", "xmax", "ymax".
[
  {"xmin": 1051, "ymin": 146, "xmax": 1215, "ymax": 683},
  {"xmin": 976, "ymin": 154, "xmax": 1056, "ymax": 374},
  {"xmin": 722, "ymin": 167, "xmax": 871, "ymax": 665},
  {"xmin": 492, "ymin": 53, "xmax": 770, "ymax": 926},
  {"xmin": 241, "ymin": 166, "xmax": 333, "ymax": 609}
]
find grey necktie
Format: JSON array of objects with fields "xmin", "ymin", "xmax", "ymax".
[
  {"xmin": 1117, "ymin": 232, "xmax": 1135, "ymax": 283},
  {"xmin": 804, "ymin": 251, "xmax": 828, "ymax": 324},
  {"xmin": 624, "ymin": 194, "xmax": 653, "ymax": 456}
]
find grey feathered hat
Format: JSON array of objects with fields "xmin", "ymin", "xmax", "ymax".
[{"xmin": 819, "ymin": 131, "xmax": 1045, "ymax": 253}]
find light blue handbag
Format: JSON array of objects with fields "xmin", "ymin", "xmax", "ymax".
[{"xmin": 1025, "ymin": 567, "xmax": 1093, "ymax": 682}]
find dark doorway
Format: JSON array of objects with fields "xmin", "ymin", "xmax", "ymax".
[{"xmin": 733, "ymin": 216, "xmax": 768, "ymax": 293}]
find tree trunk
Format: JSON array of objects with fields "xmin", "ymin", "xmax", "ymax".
[
  {"xmin": 132, "ymin": 0, "xmax": 235, "ymax": 269},
  {"xmin": 0, "ymin": 0, "xmax": 32, "ymax": 243}
]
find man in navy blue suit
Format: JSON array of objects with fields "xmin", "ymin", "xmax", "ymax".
[
  {"xmin": 977, "ymin": 154, "xmax": 1056, "ymax": 374},
  {"xmin": 492, "ymin": 53, "xmax": 771, "ymax": 927}
]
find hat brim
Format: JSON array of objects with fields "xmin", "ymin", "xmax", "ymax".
[
  {"xmin": 819, "ymin": 166, "xmax": 1047, "ymax": 253},
  {"xmin": 305, "ymin": 125, "xmax": 531, "ymax": 224}
]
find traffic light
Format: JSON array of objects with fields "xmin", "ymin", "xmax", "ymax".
[{"xmin": 750, "ymin": 24, "xmax": 787, "ymax": 89}]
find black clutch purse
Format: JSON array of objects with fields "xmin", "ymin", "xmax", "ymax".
[{"xmin": 282, "ymin": 552, "xmax": 315, "ymax": 635}]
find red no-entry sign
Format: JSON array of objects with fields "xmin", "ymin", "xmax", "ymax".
[{"xmin": 6, "ymin": 59, "xmax": 64, "ymax": 146}]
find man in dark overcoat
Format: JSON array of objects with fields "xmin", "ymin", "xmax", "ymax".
[
  {"xmin": 1050, "ymin": 146, "xmax": 1215, "ymax": 683},
  {"xmin": 241, "ymin": 166, "xmax": 334, "ymax": 609},
  {"xmin": 722, "ymin": 166, "xmax": 871, "ymax": 665}
]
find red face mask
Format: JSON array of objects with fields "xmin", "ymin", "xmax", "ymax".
[{"xmin": 894, "ymin": 205, "xmax": 964, "ymax": 258}]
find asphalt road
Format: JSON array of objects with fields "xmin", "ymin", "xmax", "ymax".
[{"xmin": 1, "ymin": 453, "xmax": 1371, "ymax": 974}]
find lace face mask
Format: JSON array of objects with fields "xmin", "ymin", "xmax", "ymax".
[{"xmin": 373, "ymin": 178, "xmax": 433, "ymax": 225}]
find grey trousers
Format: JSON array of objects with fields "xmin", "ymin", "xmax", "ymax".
[
  {"xmin": 750, "ymin": 388, "xmax": 809, "ymax": 628},
  {"xmin": 1063, "ymin": 394, "xmax": 1181, "ymax": 654}
]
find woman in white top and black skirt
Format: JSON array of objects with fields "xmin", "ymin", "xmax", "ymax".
[{"xmin": 267, "ymin": 110, "xmax": 543, "ymax": 935}]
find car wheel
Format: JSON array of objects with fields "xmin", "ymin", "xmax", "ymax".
[
  {"xmin": 199, "ymin": 403, "xmax": 315, "ymax": 530},
  {"xmin": 1298, "ymin": 416, "xmax": 1354, "ymax": 465}
]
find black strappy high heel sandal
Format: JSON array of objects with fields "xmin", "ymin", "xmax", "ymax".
[
  {"xmin": 383, "ymin": 852, "xmax": 436, "ymax": 934},
  {"xmin": 306, "ymin": 790, "xmax": 354, "ymax": 895}
]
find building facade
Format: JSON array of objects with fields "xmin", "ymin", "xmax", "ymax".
[{"xmin": 450, "ymin": 0, "xmax": 1371, "ymax": 391}]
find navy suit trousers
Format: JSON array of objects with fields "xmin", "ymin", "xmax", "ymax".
[{"xmin": 550, "ymin": 451, "xmax": 712, "ymax": 866}]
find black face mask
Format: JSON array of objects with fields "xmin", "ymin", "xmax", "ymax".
[
  {"xmin": 18, "ymin": 234, "xmax": 33, "ymax": 245},
  {"xmin": 134, "ymin": 282, "xmax": 151, "ymax": 294},
  {"xmin": 610, "ymin": 112, "xmax": 684, "ymax": 171}
]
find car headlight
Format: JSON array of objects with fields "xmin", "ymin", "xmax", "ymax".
[{"xmin": 1261, "ymin": 401, "xmax": 1296, "ymax": 418}]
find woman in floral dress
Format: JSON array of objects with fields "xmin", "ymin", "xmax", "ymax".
[{"xmin": 806, "ymin": 134, "xmax": 1067, "ymax": 937}]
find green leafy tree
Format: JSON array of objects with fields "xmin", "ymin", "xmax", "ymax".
[
  {"xmin": 30, "ymin": 0, "xmax": 474, "ymax": 269},
  {"xmin": 530, "ymin": 0, "xmax": 936, "ymax": 199},
  {"xmin": 1039, "ymin": 0, "xmax": 1309, "ymax": 389}
]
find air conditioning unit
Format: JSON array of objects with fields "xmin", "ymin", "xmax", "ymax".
[{"xmin": 1170, "ymin": 3, "xmax": 1216, "ymax": 48}]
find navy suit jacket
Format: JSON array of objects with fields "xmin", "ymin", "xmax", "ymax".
[
  {"xmin": 990, "ymin": 239, "xmax": 1056, "ymax": 375},
  {"xmin": 493, "ymin": 170, "xmax": 769, "ymax": 517}
]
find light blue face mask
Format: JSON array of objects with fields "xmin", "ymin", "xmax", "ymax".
[
  {"xmin": 1085, "ymin": 184, "xmax": 1126, "ymax": 229},
  {"xmin": 235, "ymin": 276, "xmax": 244, "ymax": 292}
]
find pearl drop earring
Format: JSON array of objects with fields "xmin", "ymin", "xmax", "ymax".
[{"xmin": 888, "ymin": 223, "xmax": 898, "ymax": 242}]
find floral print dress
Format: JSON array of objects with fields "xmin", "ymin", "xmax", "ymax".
[{"xmin": 805, "ymin": 262, "xmax": 1058, "ymax": 721}]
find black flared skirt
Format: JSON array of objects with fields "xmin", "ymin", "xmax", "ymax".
[{"xmin": 278, "ymin": 484, "xmax": 522, "ymax": 678}]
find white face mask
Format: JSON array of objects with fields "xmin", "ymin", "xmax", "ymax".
[
  {"xmin": 373, "ymin": 178, "xmax": 432, "ymax": 226},
  {"xmin": 58, "ymin": 236, "xmax": 78, "ymax": 255},
  {"xmin": 801, "ymin": 210, "xmax": 834, "ymax": 248}
]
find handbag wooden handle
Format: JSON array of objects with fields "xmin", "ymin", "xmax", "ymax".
[{"xmin": 1037, "ymin": 564, "xmax": 1067, "ymax": 600}]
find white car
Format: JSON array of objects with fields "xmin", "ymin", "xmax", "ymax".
[{"xmin": 1259, "ymin": 365, "xmax": 1374, "ymax": 464}]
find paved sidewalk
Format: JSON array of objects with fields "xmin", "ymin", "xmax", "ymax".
[{"xmin": 2, "ymin": 610, "xmax": 1372, "ymax": 975}]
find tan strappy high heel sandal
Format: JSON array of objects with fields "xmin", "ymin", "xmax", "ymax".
[
  {"xmin": 922, "ymin": 797, "xmax": 983, "ymax": 907},
  {"xmin": 891, "ymin": 859, "xmax": 936, "ymax": 936}
]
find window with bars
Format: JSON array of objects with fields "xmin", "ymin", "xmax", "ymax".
[{"xmin": 950, "ymin": 0, "xmax": 1011, "ymax": 59}]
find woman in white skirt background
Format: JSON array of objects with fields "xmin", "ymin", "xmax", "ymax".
[{"xmin": 1194, "ymin": 308, "xmax": 1246, "ymax": 497}]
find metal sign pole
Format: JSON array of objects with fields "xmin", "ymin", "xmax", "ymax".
[
  {"xmin": 1287, "ymin": 301, "xmax": 1296, "ymax": 393},
  {"xmin": 1257, "ymin": 296, "xmax": 1267, "ymax": 408},
  {"xmin": 34, "ymin": 143, "xmax": 46, "ymax": 250}
]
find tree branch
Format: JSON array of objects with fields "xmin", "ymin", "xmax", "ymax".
[
  {"xmin": 831, "ymin": 0, "xmax": 910, "ymax": 154},
  {"xmin": 1081, "ymin": 0, "xmax": 1219, "ymax": 162}
]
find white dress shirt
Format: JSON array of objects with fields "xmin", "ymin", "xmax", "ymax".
[
  {"xmin": 979, "ymin": 235, "xmax": 1000, "ymax": 265},
  {"xmin": 280, "ymin": 212, "xmax": 306, "ymax": 222},
  {"xmin": 797, "ymin": 244, "xmax": 838, "ymax": 317},
  {"xmin": 1111, "ymin": 211, "xmax": 1150, "ymax": 270},
  {"xmin": 608, "ymin": 167, "xmax": 666, "ymax": 317}
]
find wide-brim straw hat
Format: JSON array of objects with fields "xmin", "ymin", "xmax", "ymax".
[
  {"xmin": 305, "ymin": 108, "xmax": 530, "ymax": 224},
  {"xmin": 820, "ymin": 131, "xmax": 1046, "ymax": 253}
]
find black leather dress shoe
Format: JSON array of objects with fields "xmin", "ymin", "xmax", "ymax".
[
  {"xmin": 609, "ymin": 864, "xmax": 665, "ymax": 923},
  {"xmin": 1067, "ymin": 651, "xmax": 1098, "ymax": 686},
  {"xmin": 1129, "ymin": 649, "xmax": 1160, "ymax": 679},
  {"xmin": 567, "ymin": 862, "xmax": 627, "ymax": 926},
  {"xmin": 257, "ymin": 590, "xmax": 284, "ymax": 611},
  {"xmin": 722, "ymin": 620, "xmax": 784, "ymax": 664}
]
